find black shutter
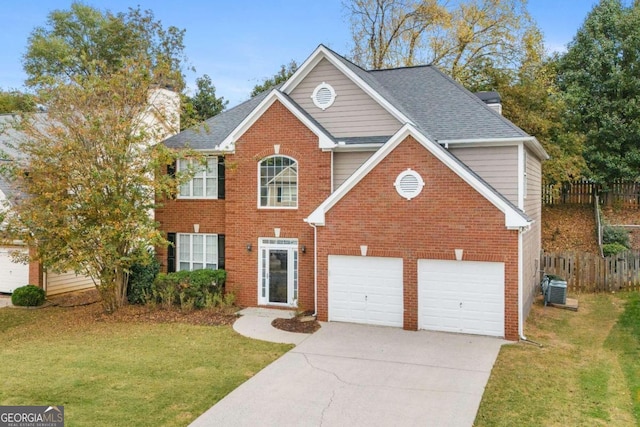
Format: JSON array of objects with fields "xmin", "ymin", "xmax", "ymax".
[
  {"xmin": 167, "ymin": 160, "xmax": 177, "ymax": 178},
  {"xmin": 217, "ymin": 156, "xmax": 225, "ymax": 200},
  {"xmin": 217, "ymin": 234, "xmax": 225, "ymax": 270},
  {"xmin": 167, "ymin": 233, "xmax": 176, "ymax": 273}
]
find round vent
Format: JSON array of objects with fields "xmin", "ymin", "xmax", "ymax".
[
  {"xmin": 394, "ymin": 169, "xmax": 425, "ymax": 200},
  {"xmin": 311, "ymin": 82, "xmax": 336, "ymax": 110}
]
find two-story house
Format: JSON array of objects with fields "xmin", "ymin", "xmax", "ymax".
[{"xmin": 156, "ymin": 45, "xmax": 547, "ymax": 341}]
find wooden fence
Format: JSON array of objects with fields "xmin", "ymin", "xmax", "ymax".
[
  {"xmin": 543, "ymin": 180, "xmax": 640, "ymax": 207},
  {"xmin": 541, "ymin": 251, "xmax": 640, "ymax": 293}
]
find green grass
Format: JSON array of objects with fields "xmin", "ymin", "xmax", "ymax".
[
  {"xmin": 475, "ymin": 293, "xmax": 638, "ymax": 426},
  {"xmin": 606, "ymin": 292, "xmax": 640, "ymax": 422},
  {"xmin": 0, "ymin": 306, "xmax": 291, "ymax": 426}
]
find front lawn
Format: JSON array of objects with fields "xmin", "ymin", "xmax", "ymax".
[
  {"xmin": 0, "ymin": 304, "xmax": 291, "ymax": 426},
  {"xmin": 475, "ymin": 293, "xmax": 639, "ymax": 426}
]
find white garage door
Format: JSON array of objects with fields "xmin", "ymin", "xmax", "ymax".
[
  {"xmin": 418, "ymin": 259, "xmax": 504, "ymax": 337},
  {"xmin": 328, "ymin": 255, "xmax": 403, "ymax": 327},
  {"xmin": 0, "ymin": 247, "xmax": 29, "ymax": 293}
]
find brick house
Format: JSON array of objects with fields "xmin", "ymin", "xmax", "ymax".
[{"xmin": 157, "ymin": 45, "xmax": 547, "ymax": 340}]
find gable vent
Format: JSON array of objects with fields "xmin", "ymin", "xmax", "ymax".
[
  {"xmin": 394, "ymin": 169, "xmax": 425, "ymax": 200},
  {"xmin": 311, "ymin": 82, "xmax": 336, "ymax": 110}
]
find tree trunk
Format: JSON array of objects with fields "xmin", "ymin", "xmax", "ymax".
[{"xmin": 97, "ymin": 266, "xmax": 129, "ymax": 313}]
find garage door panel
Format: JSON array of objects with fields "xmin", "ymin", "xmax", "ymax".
[
  {"xmin": 0, "ymin": 247, "xmax": 29, "ymax": 293},
  {"xmin": 418, "ymin": 259, "xmax": 504, "ymax": 337},
  {"xmin": 329, "ymin": 255, "xmax": 403, "ymax": 328}
]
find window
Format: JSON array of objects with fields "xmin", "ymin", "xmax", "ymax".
[
  {"xmin": 178, "ymin": 157, "xmax": 218, "ymax": 198},
  {"xmin": 177, "ymin": 233, "xmax": 218, "ymax": 271},
  {"xmin": 259, "ymin": 156, "xmax": 298, "ymax": 208}
]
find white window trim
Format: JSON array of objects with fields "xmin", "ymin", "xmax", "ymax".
[
  {"xmin": 177, "ymin": 233, "xmax": 219, "ymax": 271},
  {"xmin": 257, "ymin": 155, "xmax": 299, "ymax": 210},
  {"xmin": 177, "ymin": 157, "xmax": 218, "ymax": 199},
  {"xmin": 257, "ymin": 238, "xmax": 299, "ymax": 307},
  {"xmin": 523, "ymin": 150, "xmax": 528, "ymax": 199}
]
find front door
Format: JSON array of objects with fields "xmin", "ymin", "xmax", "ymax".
[{"xmin": 258, "ymin": 238, "xmax": 298, "ymax": 306}]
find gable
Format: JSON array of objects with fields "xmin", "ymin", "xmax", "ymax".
[
  {"xmin": 323, "ymin": 136, "xmax": 514, "ymax": 246},
  {"xmin": 307, "ymin": 124, "xmax": 529, "ymax": 229},
  {"xmin": 289, "ymin": 58, "xmax": 402, "ymax": 138}
]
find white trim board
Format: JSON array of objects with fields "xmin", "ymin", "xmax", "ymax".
[{"xmin": 306, "ymin": 123, "xmax": 530, "ymax": 229}]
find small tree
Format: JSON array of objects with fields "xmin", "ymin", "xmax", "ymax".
[
  {"xmin": 4, "ymin": 2, "xmax": 200, "ymax": 313},
  {"xmin": 4, "ymin": 60, "xmax": 192, "ymax": 313}
]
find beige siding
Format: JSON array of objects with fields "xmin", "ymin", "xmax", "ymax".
[
  {"xmin": 333, "ymin": 151, "xmax": 374, "ymax": 190},
  {"xmin": 522, "ymin": 148, "xmax": 543, "ymax": 318},
  {"xmin": 289, "ymin": 58, "xmax": 402, "ymax": 137},
  {"xmin": 46, "ymin": 270, "xmax": 95, "ymax": 296},
  {"xmin": 449, "ymin": 145, "xmax": 519, "ymax": 205}
]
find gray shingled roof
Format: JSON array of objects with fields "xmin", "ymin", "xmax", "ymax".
[
  {"xmin": 368, "ymin": 66, "xmax": 528, "ymax": 141},
  {"xmin": 164, "ymin": 88, "xmax": 273, "ymax": 150},
  {"xmin": 162, "ymin": 45, "xmax": 529, "ymax": 149}
]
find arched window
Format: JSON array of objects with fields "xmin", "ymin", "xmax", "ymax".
[{"xmin": 259, "ymin": 156, "xmax": 298, "ymax": 208}]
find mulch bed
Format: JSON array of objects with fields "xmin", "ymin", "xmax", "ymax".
[
  {"xmin": 271, "ymin": 316, "xmax": 321, "ymax": 334},
  {"xmin": 46, "ymin": 289, "xmax": 238, "ymax": 327}
]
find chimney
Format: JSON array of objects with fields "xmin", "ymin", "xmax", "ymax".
[{"xmin": 475, "ymin": 91, "xmax": 502, "ymax": 115}]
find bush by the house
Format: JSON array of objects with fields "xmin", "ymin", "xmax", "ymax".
[
  {"xmin": 127, "ymin": 252, "xmax": 161, "ymax": 305},
  {"xmin": 152, "ymin": 269, "xmax": 227, "ymax": 310},
  {"xmin": 602, "ymin": 243, "xmax": 629, "ymax": 257},
  {"xmin": 11, "ymin": 285, "xmax": 46, "ymax": 307},
  {"xmin": 603, "ymin": 225, "xmax": 630, "ymax": 249}
]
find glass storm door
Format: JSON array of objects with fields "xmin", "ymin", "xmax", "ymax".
[{"xmin": 259, "ymin": 239, "xmax": 298, "ymax": 306}]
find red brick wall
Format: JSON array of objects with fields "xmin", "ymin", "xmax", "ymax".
[
  {"xmin": 28, "ymin": 247, "xmax": 43, "ymax": 287},
  {"xmin": 224, "ymin": 100, "xmax": 332, "ymax": 309},
  {"xmin": 315, "ymin": 136, "xmax": 520, "ymax": 340},
  {"xmin": 155, "ymin": 197, "xmax": 226, "ymax": 272}
]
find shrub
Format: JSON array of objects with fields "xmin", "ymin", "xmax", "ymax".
[
  {"xmin": 127, "ymin": 252, "xmax": 160, "ymax": 305},
  {"xmin": 11, "ymin": 285, "xmax": 46, "ymax": 307},
  {"xmin": 603, "ymin": 226, "xmax": 630, "ymax": 248},
  {"xmin": 603, "ymin": 243, "xmax": 628, "ymax": 257},
  {"xmin": 151, "ymin": 269, "xmax": 226, "ymax": 309},
  {"xmin": 153, "ymin": 273, "xmax": 179, "ymax": 309}
]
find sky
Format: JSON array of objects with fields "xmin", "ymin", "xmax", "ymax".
[{"xmin": 0, "ymin": 0, "xmax": 599, "ymax": 108}]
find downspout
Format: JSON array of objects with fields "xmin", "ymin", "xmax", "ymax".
[
  {"xmin": 518, "ymin": 227, "xmax": 525, "ymax": 341},
  {"xmin": 310, "ymin": 223, "xmax": 318, "ymax": 317},
  {"xmin": 518, "ymin": 227, "xmax": 543, "ymax": 347}
]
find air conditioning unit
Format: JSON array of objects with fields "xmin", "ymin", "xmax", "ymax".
[{"xmin": 541, "ymin": 275, "xmax": 567, "ymax": 305}]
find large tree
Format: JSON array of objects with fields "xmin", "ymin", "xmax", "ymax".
[
  {"xmin": 558, "ymin": 0, "xmax": 640, "ymax": 183},
  {"xmin": 347, "ymin": 0, "xmax": 536, "ymax": 84},
  {"xmin": 181, "ymin": 74, "xmax": 228, "ymax": 129},
  {"xmin": 5, "ymin": 3, "xmax": 196, "ymax": 312},
  {"xmin": 347, "ymin": 0, "xmax": 585, "ymax": 182},
  {"xmin": 24, "ymin": 2, "xmax": 187, "ymax": 91}
]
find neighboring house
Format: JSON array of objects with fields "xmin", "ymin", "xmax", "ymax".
[
  {"xmin": 157, "ymin": 45, "xmax": 547, "ymax": 340},
  {"xmin": 0, "ymin": 88, "xmax": 179, "ymax": 295}
]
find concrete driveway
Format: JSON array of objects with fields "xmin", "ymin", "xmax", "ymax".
[{"xmin": 190, "ymin": 322, "xmax": 505, "ymax": 427}]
